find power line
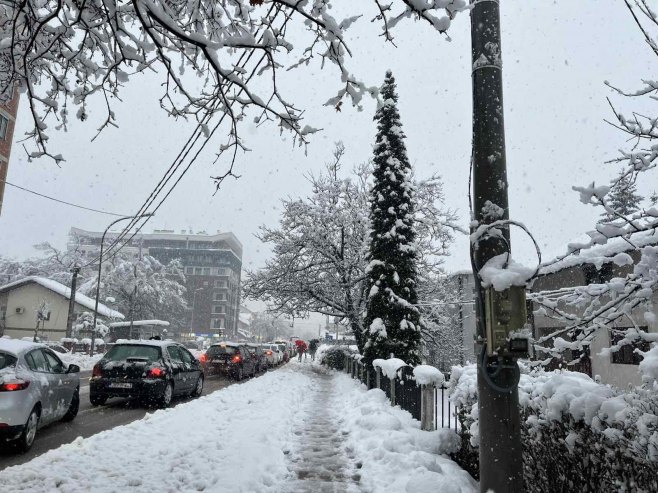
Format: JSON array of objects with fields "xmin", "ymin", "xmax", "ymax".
[
  {"xmin": 97, "ymin": 5, "xmax": 290, "ymax": 264},
  {"xmin": 94, "ymin": 3, "xmax": 283, "ymax": 264},
  {"xmin": 0, "ymin": 179, "xmax": 129, "ymax": 217}
]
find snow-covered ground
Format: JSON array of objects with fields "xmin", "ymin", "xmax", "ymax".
[{"xmin": 0, "ymin": 360, "xmax": 476, "ymax": 492}]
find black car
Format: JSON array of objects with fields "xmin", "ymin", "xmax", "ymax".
[
  {"xmin": 200, "ymin": 343, "xmax": 257, "ymax": 380},
  {"xmin": 89, "ymin": 341, "xmax": 204, "ymax": 408}
]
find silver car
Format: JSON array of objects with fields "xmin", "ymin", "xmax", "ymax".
[{"xmin": 0, "ymin": 338, "xmax": 80, "ymax": 452}]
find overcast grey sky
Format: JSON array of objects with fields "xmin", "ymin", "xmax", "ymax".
[{"xmin": 1, "ymin": 0, "xmax": 655, "ymax": 284}]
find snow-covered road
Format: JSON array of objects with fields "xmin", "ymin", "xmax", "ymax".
[{"xmin": 0, "ymin": 360, "xmax": 477, "ymax": 492}]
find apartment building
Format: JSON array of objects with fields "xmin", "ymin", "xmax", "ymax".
[{"xmin": 69, "ymin": 227, "xmax": 243, "ymax": 338}]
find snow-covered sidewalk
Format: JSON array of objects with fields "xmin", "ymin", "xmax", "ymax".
[{"xmin": 0, "ymin": 361, "xmax": 476, "ymax": 493}]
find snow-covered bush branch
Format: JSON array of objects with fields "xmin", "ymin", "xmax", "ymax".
[{"xmin": 0, "ymin": 0, "xmax": 467, "ymax": 163}]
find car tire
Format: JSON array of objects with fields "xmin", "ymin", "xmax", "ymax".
[
  {"xmin": 61, "ymin": 387, "xmax": 80, "ymax": 422},
  {"xmin": 191, "ymin": 375, "xmax": 204, "ymax": 397},
  {"xmin": 17, "ymin": 407, "xmax": 40, "ymax": 453},
  {"xmin": 236, "ymin": 367, "xmax": 244, "ymax": 381},
  {"xmin": 90, "ymin": 393, "xmax": 107, "ymax": 407},
  {"xmin": 158, "ymin": 382, "xmax": 174, "ymax": 408}
]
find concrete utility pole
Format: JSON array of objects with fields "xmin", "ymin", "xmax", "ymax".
[
  {"xmin": 65, "ymin": 266, "xmax": 80, "ymax": 339},
  {"xmin": 470, "ymin": 1, "xmax": 524, "ymax": 491}
]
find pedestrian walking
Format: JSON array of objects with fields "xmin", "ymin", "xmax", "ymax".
[{"xmin": 308, "ymin": 339, "xmax": 319, "ymax": 362}]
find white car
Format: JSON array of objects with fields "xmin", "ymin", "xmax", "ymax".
[
  {"xmin": 0, "ymin": 338, "xmax": 81, "ymax": 452},
  {"xmin": 261, "ymin": 344, "xmax": 281, "ymax": 366}
]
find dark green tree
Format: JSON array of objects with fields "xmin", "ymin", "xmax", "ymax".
[
  {"xmin": 600, "ymin": 170, "xmax": 644, "ymax": 222},
  {"xmin": 362, "ymin": 71, "xmax": 422, "ymax": 366}
]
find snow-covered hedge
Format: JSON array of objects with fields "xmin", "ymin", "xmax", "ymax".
[
  {"xmin": 449, "ymin": 364, "xmax": 658, "ymax": 491},
  {"xmin": 318, "ymin": 344, "xmax": 357, "ymax": 370}
]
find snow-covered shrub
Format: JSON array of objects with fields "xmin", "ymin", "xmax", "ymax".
[
  {"xmin": 449, "ymin": 364, "xmax": 658, "ymax": 491},
  {"xmin": 321, "ymin": 346, "xmax": 357, "ymax": 371}
]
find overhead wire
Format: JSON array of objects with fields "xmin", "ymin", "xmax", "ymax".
[
  {"xmin": 83, "ymin": 4, "xmax": 284, "ymax": 268},
  {"xmin": 0, "ymin": 179, "xmax": 129, "ymax": 217}
]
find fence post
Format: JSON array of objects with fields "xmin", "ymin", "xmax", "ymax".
[
  {"xmin": 390, "ymin": 374, "xmax": 396, "ymax": 406},
  {"xmin": 420, "ymin": 384, "xmax": 435, "ymax": 431},
  {"xmin": 376, "ymin": 367, "xmax": 381, "ymax": 389}
]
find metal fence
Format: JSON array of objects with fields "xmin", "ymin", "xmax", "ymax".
[{"xmin": 345, "ymin": 357, "xmax": 458, "ymax": 432}]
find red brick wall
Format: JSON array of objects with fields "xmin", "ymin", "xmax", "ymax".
[{"xmin": 0, "ymin": 85, "xmax": 20, "ymax": 215}]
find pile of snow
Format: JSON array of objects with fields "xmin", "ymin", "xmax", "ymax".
[
  {"xmin": 413, "ymin": 365, "xmax": 446, "ymax": 386},
  {"xmin": 0, "ymin": 364, "xmax": 313, "ymax": 492},
  {"xmin": 478, "ymin": 254, "xmax": 535, "ymax": 291},
  {"xmin": 372, "ymin": 357, "xmax": 407, "ymax": 379},
  {"xmin": 60, "ymin": 352, "xmax": 104, "ymax": 371},
  {"xmin": 332, "ymin": 371, "xmax": 477, "ymax": 492}
]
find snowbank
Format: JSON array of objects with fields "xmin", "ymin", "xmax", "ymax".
[
  {"xmin": 60, "ymin": 352, "xmax": 104, "ymax": 371},
  {"xmin": 0, "ymin": 365, "xmax": 312, "ymax": 492},
  {"xmin": 332, "ymin": 371, "xmax": 477, "ymax": 492}
]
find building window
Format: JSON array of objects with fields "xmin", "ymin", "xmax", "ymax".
[
  {"xmin": 0, "ymin": 115, "xmax": 8, "ymax": 140},
  {"xmin": 212, "ymin": 305, "xmax": 226, "ymax": 314},
  {"xmin": 610, "ymin": 328, "xmax": 650, "ymax": 365},
  {"xmin": 214, "ymin": 280, "xmax": 227, "ymax": 288},
  {"xmin": 185, "ymin": 267, "xmax": 193, "ymax": 274},
  {"xmin": 194, "ymin": 267, "xmax": 202, "ymax": 275},
  {"xmin": 214, "ymin": 292, "xmax": 226, "ymax": 301},
  {"xmin": 202, "ymin": 267, "xmax": 211, "ymax": 275},
  {"xmin": 211, "ymin": 318, "xmax": 225, "ymax": 329}
]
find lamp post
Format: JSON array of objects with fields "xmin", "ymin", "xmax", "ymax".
[
  {"xmin": 189, "ymin": 287, "xmax": 203, "ymax": 335},
  {"xmin": 91, "ymin": 213, "xmax": 153, "ymax": 356}
]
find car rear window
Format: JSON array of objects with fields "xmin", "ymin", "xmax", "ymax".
[
  {"xmin": 207, "ymin": 346, "xmax": 237, "ymax": 356},
  {"xmin": 105, "ymin": 345, "xmax": 161, "ymax": 362},
  {"xmin": 0, "ymin": 352, "xmax": 17, "ymax": 370}
]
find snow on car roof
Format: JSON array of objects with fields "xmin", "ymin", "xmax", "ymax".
[
  {"xmin": 113, "ymin": 339, "xmax": 174, "ymax": 348},
  {"xmin": 209, "ymin": 342, "xmax": 241, "ymax": 348},
  {"xmin": 0, "ymin": 337, "xmax": 44, "ymax": 355}
]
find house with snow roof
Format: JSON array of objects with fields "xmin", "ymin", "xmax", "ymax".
[
  {"xmin": 529, "ymin": 230, "xmax": 658, "ymax": 388},
  {"xmin": 0, "ymin": 276, "xmax": 124, "ymax": 341}
]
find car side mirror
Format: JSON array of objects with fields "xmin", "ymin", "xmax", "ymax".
[{"xmin": 67, "ymin": 363, "xmax": 81, "ymax": 373}]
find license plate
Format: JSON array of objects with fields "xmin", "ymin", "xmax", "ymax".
[{"xmin": 109, "ymin": 382, "xmax": 133, "ymax": 389}]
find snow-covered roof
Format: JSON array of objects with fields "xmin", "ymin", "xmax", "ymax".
[
  {"xmin": 0, "ymin": 337, "xmax": 44, "ymax": 355},
  {"xmin": 238, "ymin": 313, "xmax": 252, "ymax": 326},
  {"xmin": 0, "ymin": 276, "xmax": 124, "ymax": 319},
  {"xmin": 108, "ymin": 320, "xmax": 170, "ymax": 328},
  {"xmin": 539, "ymin": 229, "xmax": 658, "ymax": 276}
]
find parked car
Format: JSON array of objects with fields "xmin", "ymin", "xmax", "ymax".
[
  {"xmin": 43, "ymin": 342, "xmax": 70, "ymax": 354},
  {"xmin": 261, "ymin": 344, "xmax": 281, "ymax": 366},
  {"xmin": 0, "ymin": 338, "xmax": 80, "ymax": 452},
  {"xmin": 245, "ymin": 344, "xmax": 267, "ymax": 372},
  {"xmin": 199, "ymin": 343, "xmax": 257, "ymax": 380},
  {"xmin": 89, "ymin": 340, "xmax": 204, "ymax": 408}
]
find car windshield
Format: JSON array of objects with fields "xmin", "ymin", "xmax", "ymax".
[
  {"xmin": 0, "ymin": 352, "xmax": 17, "ymax": 370},
  {"xmin": 104, "ymin": 345, "xmax": 161, "ymax": 363},
  {"xmin": 207, "ymin": 346, "xmax": 237, "ymax": 356}
]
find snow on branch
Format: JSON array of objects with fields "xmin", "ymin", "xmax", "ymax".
[{"xmin": 0, "ymin": 0, "xmax": 468, "ymax": 164}]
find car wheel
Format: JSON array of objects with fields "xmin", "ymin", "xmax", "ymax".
[
  {"xmin": 158, "ymin": 382, "xmax": 174, "ymax": 408},
  {"xmin": 17, "ymin": 407, "xmax": 40, "ymax": 453},
  {"xmin": 237, "ymin": 367, "xmax": 244, "ymax": 381},
  {"xmin": 61, "ymin": 387, "xmax": 80, "ymax": 422},
  {"xmin": 191, "ymin": 375, "xmax": 204, "ymax": 397},
  {"xmin": 90, "ymin": 393, "xmax": 107, "ymax": 407}
]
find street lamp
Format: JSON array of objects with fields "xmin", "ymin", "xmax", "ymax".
[
  {"xmin": 90, "ymin": 213, "xmax": 153, "ymax": 356},
  {"xmin": 189, "ymin": 287, "xmax": 203, "ymax": 334}
]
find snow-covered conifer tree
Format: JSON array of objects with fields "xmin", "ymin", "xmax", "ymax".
[
  {"xmin": 363, "ymin": 71, "xmax": 422, "ymax": 366},
  {"xmin": 599, "ymin": 170, "xmax": 643, "ymax": 222}
]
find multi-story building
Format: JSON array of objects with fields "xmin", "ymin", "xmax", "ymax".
[
  {"xmin": 0, "ymin": 85, "xmax": 19, "ymax": 215},
  {"xmin": 69, "ymin": 227, "xmax": 243, "ymax": 338}
]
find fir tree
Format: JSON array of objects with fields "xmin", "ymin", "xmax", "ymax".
[
  {"xmin": 600, "ymin": 170, "xmax": 643, "ymax": 222},
  {"xmin": 363, "ymin": 71, "xmax": 422, "ymax": 366}
]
